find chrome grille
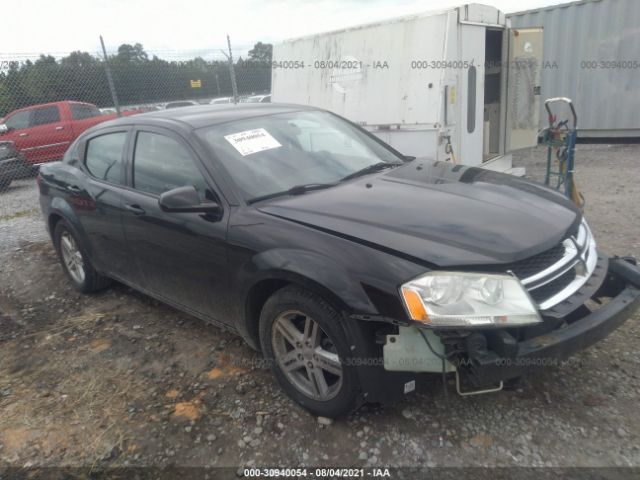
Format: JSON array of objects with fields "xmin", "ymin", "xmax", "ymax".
[
  {"xmin": 528, "ymin": 269, "xmax": 577, "ymax": 303},
  {"xmin": 501, "ymin": 243, "xmax": 566, "ymax": 279},
  {"xmin": 512, "ymin": 220, "xmax": 597, "ymax": 310}
]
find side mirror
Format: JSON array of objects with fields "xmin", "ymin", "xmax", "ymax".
[
  {"xmin": 0, "ymin": 124, "xmax": 8, "ymax": 134},
  {"xmin": 158, "ymin": 185, "xmax": 221, "ymax": 214}
]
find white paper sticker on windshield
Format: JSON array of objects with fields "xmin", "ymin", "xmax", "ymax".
[{"xmin": 224, "ymin": 128, "xmax": 282, "ymax": 156}]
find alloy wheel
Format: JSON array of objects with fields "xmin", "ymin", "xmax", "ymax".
[
  {"xmin": 60, "ymin": 231, "xmax": 85, "ymax": 284},
  {"xmin": 271, "ymin": 310, "xmax": 343, "ymax": 401}
]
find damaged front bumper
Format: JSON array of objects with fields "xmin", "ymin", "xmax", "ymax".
[
  {"xmin": 460, "ymin": 257, "xmax": 640, "ymax": 386},
  {"xmin": 367, "ymin": 256, "xmax": 640, "ymax": 401}
]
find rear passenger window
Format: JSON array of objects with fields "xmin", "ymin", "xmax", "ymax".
[
  {"xmin": 133, "ymin": 132, "xmax": 208, "ymax": 198},
  {"xmin": 71, "ymin": 104, "xmax": 101, "ymax": 120},
  {"xmin": 31, "ymin": 106, "xmax": 61, "ymax": 126},
  {"xmin": 85, "ymin": 132, "xmax": 127, "ymax": 184}
]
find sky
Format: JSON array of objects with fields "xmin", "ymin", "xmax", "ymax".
[{"xmin": 1, "ymin": 0, "xmax": 569, "ymax": 59}]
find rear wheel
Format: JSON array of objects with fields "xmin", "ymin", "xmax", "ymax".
[
  {"xmin": 259, "ymin": 286, "xmax": 361, "ymax": 417},
  {"xmin": 53, "ymin": 220, "xmax": 111, "ymax": 293}
]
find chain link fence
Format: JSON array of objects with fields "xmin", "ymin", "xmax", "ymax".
[{"xmin": 0, "ymin": 41, "xmax": 272, "ymax": 225}]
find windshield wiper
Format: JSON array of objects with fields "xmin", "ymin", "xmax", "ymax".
[
  {"xmin": 247, "ymin": 183, "xmax": 337, "ymax": 204},
  {"xmin": 287, "ymin": 183, "xmax": 338, "ymax": 195},
  {"xmin": 340, "ymin": 162, "xmax": 401, "ymax": 182}
]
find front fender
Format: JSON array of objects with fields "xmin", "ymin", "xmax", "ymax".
[
  {"xmin": 242, "ymin": 248, "xmax": 377, "ymax": 312},
  {"xmin": 234, "ymin": 248, "xmax": 380, "ymax": 345}
]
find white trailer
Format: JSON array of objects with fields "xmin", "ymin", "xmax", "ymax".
[{"xmin": 272, "ymin": 3, "xmax": 543, "ymax": 172}]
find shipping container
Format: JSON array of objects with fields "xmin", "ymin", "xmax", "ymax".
[
  {"xmin": 509, "ymin": 0, "xmax": 640, "ymax": 138},
  {"xmin": 272, "ymin": 3, "xmax": 544, "ymax": 171}
]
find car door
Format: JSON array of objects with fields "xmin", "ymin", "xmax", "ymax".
[
  {"xmin": 120, "ymin": 126, "xmax": 231, "ymax": 323},
  {"xmin": 68, "ymin": 128, "xmax": 133, "ymax": 280},
  {"xmin": 24, "ymin": 105, "xmax": 74, "ymax": 164}
]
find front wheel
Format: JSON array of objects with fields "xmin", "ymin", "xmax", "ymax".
[
  {"xmin": 259, "ymin": 286, "xmax": 361, "ymax": 417},
  {"xmin": 53, "ymin": 220, "xmax": 111, "ymax": 293}
]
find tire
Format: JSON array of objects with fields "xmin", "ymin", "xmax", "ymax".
[
  {"xmin": 0, "ymin": 178, "xmax": 10, "ymax": 191},
  {"xmin": 259, "ymin": 285, "xmax": 362, "ymax": 417},
  {"xmin": 53, "ymin": 219, "xmax": 111, "ymax": 293}
]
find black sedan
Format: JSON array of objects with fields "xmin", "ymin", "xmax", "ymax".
[{"xmin": 38, "ymin": 104, "xmax": 640, "ymax": 417}]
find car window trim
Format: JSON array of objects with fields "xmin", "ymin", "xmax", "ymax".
[{"xmin": 79, "ymin": 127, "xmax": 132, "ymax": 188}]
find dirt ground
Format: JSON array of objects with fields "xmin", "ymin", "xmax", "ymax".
[{"xmin": 0, "ymin": 143, "xmax": 639, "ymax": 473}]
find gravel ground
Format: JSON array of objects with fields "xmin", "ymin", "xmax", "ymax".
[
  {"xmin": 0, "ymin": 179, "xmax": 48, "ymax": 249},
  {"xmin": 0, "ymin": 144, "xmax": 639, "ymax": 472}
]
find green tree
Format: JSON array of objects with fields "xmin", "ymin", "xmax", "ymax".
[
  {"xmin": 60, "ymin": 51, "xmax": 99, "ymax": 68},
  {"xmin": 248, "ymin": 42, "xmax": 273, "ymax": 64},
  {"xmin": 0, "ymin": 41, "xmax": 274, "ymax": 117},
  {"xmin": 115, "ymin": 43, "xmax": 149, "ymax": 64}
]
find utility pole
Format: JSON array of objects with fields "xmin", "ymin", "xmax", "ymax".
[
  {"xmin": 220, "ymin": 34, "xmax": 239, "ymax": 104},
  {"xmin": 99, "ymin": 36, "xmax": 121, "ymax": 117}
]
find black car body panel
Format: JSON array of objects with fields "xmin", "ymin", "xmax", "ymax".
[
  {"xmin": 37, "ymin": 104, "xmax": 640, "ymax": 406},
  {"xmin": 257, "ymin": 160, "xmax": 581, "ymax": 267}
]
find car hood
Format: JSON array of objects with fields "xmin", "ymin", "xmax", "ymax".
[{"xmin": 257, "ymin": 160, "xmax": 582, "ymax": 267}]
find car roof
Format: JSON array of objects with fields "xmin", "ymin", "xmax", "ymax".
[
  {"xmin": 99, "ymin": 103, "xmax": 316, "ymax": 130},
  {"xmin": 7, "ymin": 100, "xmax": 93, "ymax": 115}
]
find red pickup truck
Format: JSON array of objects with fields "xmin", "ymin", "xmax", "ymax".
[{"xmin": 0, "ymin": 101, "xmax": 132, "ymax": 166}]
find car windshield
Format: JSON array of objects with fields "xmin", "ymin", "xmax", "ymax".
[{"xmin": 197, "ymin": 110, "xmax": 403, "ymax": 201}]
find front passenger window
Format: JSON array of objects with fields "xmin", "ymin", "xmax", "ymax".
[
  {"xmin": 4, "ymin": 111, "xmax": 30, "ymax": 130},
  {"xmin": 133, "ymin": 132, "xmax": 208, "ymax": 199}
]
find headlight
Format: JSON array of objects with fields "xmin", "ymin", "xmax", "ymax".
[{"xmin": 400, "ymin": 272, "xmax": 542, "ymax": 327}]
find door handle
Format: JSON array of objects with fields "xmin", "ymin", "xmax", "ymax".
[
  {"xmin": 66, "ymin": 185, "xmax": 82, "ymax": 194},
  {"xmin": 55, "ymin": 126, "xmax": 64, "ymax": 131},
  {"xmin": 19, "ymin": 133, "xmax": 28, "ymax": 137},
  {"xmin": 124, "ymin": 204, "xmax": 146, "ymax": 215}
]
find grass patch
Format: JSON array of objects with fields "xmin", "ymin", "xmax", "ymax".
[{"xmin": 0, "ymin": 208, "xmax": 39, "ymax": 222}]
